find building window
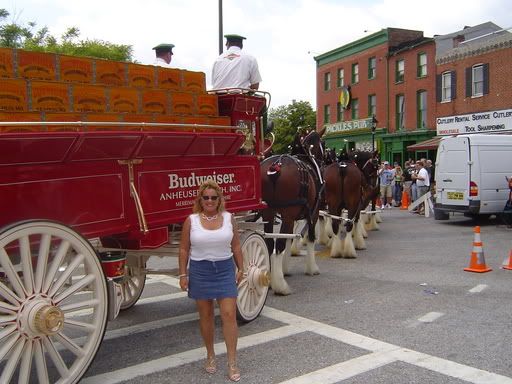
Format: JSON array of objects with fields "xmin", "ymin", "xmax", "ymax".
[
  {"xmin": 337, "ymin": 68, "xmax": 344, "ymax": 88},
  {"xmin": 442, "ymin": 72, "xmax": 452, "ymax": 102},
  {"xmin": 368, "ymin": 57, "xmax": 376, "ymax": 79},
  {"xmin": 368, "ymin": 94, "xmax": 376, "ymax": 117},
  {"xmin": 466, "ymin": 63, "xmax": 489, "ymax": 97},
  {"xmin": 472, "ymin": 65, "xmax": 484, "ymax": 96},
  {"xmin": 417, "ymin": 53, "xmax": 427, "ymax": 77},
  {"xmin": 336, "ymin": 102, "xmax": 344, "ymax": 122},
  {"xmin": 352, "ymin": 63, "xmax": 359, "ymax": 84},
  {"xmin": 324, "ymin": 72, "xmax": 331, "ymax": 91},
  {"xmin": 417, "ymin": 90, "xmax": 427, "ymax": 129},
  {"xmin": 324, "ymin": 104, "xmax": 331, "ymax": 124},
  {"xmin": 395, "ymin": 59, "xmax": 404, "ymax": 83},
  {"xmin": 396, "ymin": 94, "xmax": 405, "ymax": 130},
  {"xmin": 351, "ymin": 98, "xmax": 359, "ymax": 120}
]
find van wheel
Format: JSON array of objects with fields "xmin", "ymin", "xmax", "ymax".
[{"xmin": 434, "ymin": 208, "xmax": 449, "ymax": 220}]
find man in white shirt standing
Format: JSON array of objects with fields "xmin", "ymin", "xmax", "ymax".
[
  {"xmin": 153, "ymin": 43, "xmax": 174, "ymax": 67},
  {"xmin": 211, "ymin": 34, "xmax": 262, "ymax": 90},
  {"xmin": 412, "ymin": 160, "xmax": 430, "ymax": 214}
]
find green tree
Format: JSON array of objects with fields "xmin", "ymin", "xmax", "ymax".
[
  {"xmin": 0, "ymin": 9, "xmax": 133, "ymax": 61},
  {"xmin": 269, "ymin": 100, "xmax": 317, "ymax": 154}
]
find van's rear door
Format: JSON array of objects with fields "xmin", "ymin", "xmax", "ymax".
[{"xmin": 436, "ymin": 136, "xmax": 470, "ymax": 208}]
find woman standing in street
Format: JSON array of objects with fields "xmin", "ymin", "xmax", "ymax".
[{"xmin": 179, "ymin": 180, "xmax": 244, "ymax": 382}]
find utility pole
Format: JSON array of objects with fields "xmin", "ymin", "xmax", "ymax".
[{"xmin": 218, "ymin": 0, "xmax": 223, "ymax": 55}]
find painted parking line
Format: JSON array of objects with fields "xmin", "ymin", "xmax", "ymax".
[
  {"xmin": 80, "ymin": 293, "xmax": 512, "ymax": 384},
  {"xmin": 468, "ymin": 284, "xmax": 488, "ymax": 293},
  {"xmin": 417, "ymin": 311, "xmax": 444, "ymax": 323}
]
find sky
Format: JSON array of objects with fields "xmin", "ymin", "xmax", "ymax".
[{"xmin": 4, "ymin": 0, "xmax": 512, "ymax": 110}]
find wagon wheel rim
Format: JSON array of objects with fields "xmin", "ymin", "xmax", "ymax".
[
  {"xmin": 119, "ymin": 257, "xmax": 146, "ymax": 310},
  {"xmin": 236, "ymin": 233, "xmax": 270, "ymax": 322},
  {"xmin": 0, "ymin": 221, "xmax": 108, "ymax": 384}
]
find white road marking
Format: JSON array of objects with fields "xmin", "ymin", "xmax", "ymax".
[
  {"xmin": 79, "ymin": 291, "xmax": 512, "ymax": 384},
  {"xmin": 80, "ymin": 325, "xmax": 301, "ymax": 384},
  {"xmin": 417, "ymin": 312, "xmax": 444, "ymax": 323},
  {"xmin": 468, "ymin": 284, "xmax": 488, "ymax": 293},
  {"xmin": 278, "ymin": 351, "xmax": 398, "ymax": 384}
]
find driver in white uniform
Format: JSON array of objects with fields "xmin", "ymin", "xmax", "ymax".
[
  {"xmin": 211, "ymin": 34, "xmax": 261, "ymax": 90},
  {"xmin": 153, "ymin": 43, "xmax": 174, "ymax": 68}
]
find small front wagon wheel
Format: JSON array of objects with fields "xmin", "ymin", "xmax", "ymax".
[
  {"xmin": 236, "ymin": 232, "xmax": 270, "ymax": 323},
  {"xmin": 120, "ymin": 254, "xmax": 146, "ymax": 310},
  {"xmin": 0, "ymin": 220, "xmax": 108, "ymax": 384}
]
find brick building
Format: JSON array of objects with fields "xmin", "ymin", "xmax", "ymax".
[
  {"xmin": 434, "ymin": 24, "xmax": 512, "ymax": 138},
  {"xmin": 315, "ymin": 22, "xmax": 512, "ymax": 164},
  {"xmin": 315, "ymin": 28, "xmax": 436, "ymax": 164}
]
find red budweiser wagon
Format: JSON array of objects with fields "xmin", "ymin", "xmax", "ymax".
[{"xmin": 0, "ymin": 47, "xmax": 273, "ymax": 383}]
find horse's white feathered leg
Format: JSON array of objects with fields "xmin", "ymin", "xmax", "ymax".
[
  {"xmin": 359, "ymin": 214, "xmax": 369, "ymax": 238},
  {"xmin": 342, "ymin": 228, "xmax": 357, "ymax": 258},
  {"xmin": 353, "ymin": 220, "xmax": 366, "ymax": 250},
  {"xmin": 330, "ymin": 225, "xmax": 344, "ymax": 258},
  {"xmin": 282, "ymin": 239, "xmax": 292, "ymax": 276},
  {"xmin": 304, "ymin": 240, "xmax": 320, "ymax": 275},
  {"xmin": 270, "ymin": 249, "xmax": 291, "ymax": 295},
  {"xmin": 290, "ymin": 221, "xmax": 302, "ymax": 255}
]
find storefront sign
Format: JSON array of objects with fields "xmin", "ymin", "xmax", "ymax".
[
  {"xmin": 436, "ymin": 108, "xmax": 512, "ymax": 136},
  {"xmin": 325, "ymin": 117, "xmax": 373, "ymax": 135}
]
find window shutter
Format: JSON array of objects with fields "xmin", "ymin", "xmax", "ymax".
[
  {"xmin": 436, "ymin": 74, "xmax": 442, "ymax": 102},
  {"xmin": 465, "ymin": 67, "xmax": 472, "ymax": 97},
  {"xmin": 451, "ymin": 71, "xmax": 457, "ymax": 100},
  {"xmin": 483, "ymin": 63, "xmax": 490, "ymax": 95}
]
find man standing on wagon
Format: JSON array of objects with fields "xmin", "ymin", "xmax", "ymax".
[
  {"xmin": 152, "ymin": 43, "xmax": 174, "ymax": 67},
  {"xmin": 211, "ymin": 34, "xmax": 262, "ymax": 90}
]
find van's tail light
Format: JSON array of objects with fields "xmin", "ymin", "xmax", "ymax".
[{"xmin": 469, "ymin": 181, "xmax": 478, "ymax": 196}]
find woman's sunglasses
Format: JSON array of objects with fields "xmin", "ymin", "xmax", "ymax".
[{"xmin": 202, "ymin": 195, "xmax": 219, "ymax": 201}]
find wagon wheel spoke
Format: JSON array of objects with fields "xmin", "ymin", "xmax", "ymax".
[
  {"xmin": 34, "ymin": 339, "xmax": 50, "ymax": 384},
  {"xmin": 19, "ymin": 235, "xmax": 35, "ymax": 295},
  {"xmin": 48, "ymin": 253, "xmax": 85, "ymax": 297},
  {"xmin": 34, "ymin": 233, "xmax": 51, "ymax": 293},
  {"xmin": 42, "ymin": 240, "xmax": 70, "ymax": 294},
  {"xmin": 54, "ymin": 274, "xmax": 95, "ymax": 304},
  {"xmin": 0, "ymin": 332, "xmax": 19, "ymax": 362},
  {"xmin": 0, "ymin": 280, "xmax": 21, "ymax": 306},
  {"xmin": 18, "ymin": 340, "xmax": 34, "ymax": 384},
  {"xmin": 64, "ymin": 318, "xmax": 97, "ymax": 333},
  {"xmin": 61, "ymin": 298, "xmax": 101, "ymax": 315},
  {"xmin": 54, "ymin": 332, "xmax": 86, "ymax": 357},
  {"xmin": 0, "ymin": 298, "xmax": 19, "ymax": 315},
  {"xmin": 42, "ymin": 334, "xmax": 70, "ymax": 378},
  {"xmin": 0, "ymin": 336, "xmax": 25, "ymax": 383},
  {"xmin": 0, "ymin": 248, "xmax": 26, "ymax": 299}
]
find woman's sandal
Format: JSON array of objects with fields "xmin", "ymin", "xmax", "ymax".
[
  {"xmin": 204, "ymin": 356, "xmax": 216, "ymax": 374},
  {"xmin": 227, "ymin": 362, "xmax": 241, "ymax": 382}
]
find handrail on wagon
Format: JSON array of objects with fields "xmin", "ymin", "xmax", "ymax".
[
  {"xmin": 0, "ymin": 120, "xmax": 238, "ymax": 131},
  {"xmin": 208, "ymin": 87, "xmax": 271, "ymax": 109}
]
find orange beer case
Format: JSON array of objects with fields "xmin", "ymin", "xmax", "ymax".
[
  {"xmin": 128, "ymin": 63, "xmax": 155, "ymax": 88},
  {"xmin": 156, "ymin": 67, "xmax": 181, "ymax": 90},
  {"xmin": 59, "ymin": 55, "xmax": 93, "ymax": 83},
  {"xmin": 0, "ymin": 48, "xmax": 15, "ymax": 78},
  {"xmin": 95, "ymin": 59, "xmax": 126, "ymax": 86},
  {"xmin": 0, "ymin": 79, "xmax": 28, "ymax": 112},
  {"xmin": 17, "ymin": 50, "xmax": 56, "ymax": 81}
]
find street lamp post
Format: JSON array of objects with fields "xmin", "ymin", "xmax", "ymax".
[{"xmin": 371, "ymin": 115, "xmax": 377, "ymax": 153}]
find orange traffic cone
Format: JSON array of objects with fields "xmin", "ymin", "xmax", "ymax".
[
  {"xmin": 400, "ymin": 190, "xmax": 410, "ymax": 210},
  {"xmin": 464, "ymin": 226, "xmax": 492, "ymax": 273},
  {"xmin": 502, "ymin": 249, "xmax": 512, "ymax": 270}
]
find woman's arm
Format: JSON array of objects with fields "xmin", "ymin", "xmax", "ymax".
[
  {"xmin": 178, "ymin": 217, "xmax": 191, "ymax": 290},
  {"xmin": 231, "ymin": 214, "xmax": 244, "ymax": 283}
]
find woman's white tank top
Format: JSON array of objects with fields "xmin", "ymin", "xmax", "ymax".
[{"xmin": 189, "ymin": 211, "xmax": 233, "ymax": 261}]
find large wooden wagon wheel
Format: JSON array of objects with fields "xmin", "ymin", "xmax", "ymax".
[
  {"xmin": 0, "ymin": 220, "xmax": 108, "ymax": 384},
  {"xmin": 236, "ymin": 231, "xmax": 270, "ymax": 323}
]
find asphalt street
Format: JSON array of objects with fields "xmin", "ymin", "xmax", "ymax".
[{"xmin": 81, "ymin": 207, "xmax": 512, "ymax": 384}]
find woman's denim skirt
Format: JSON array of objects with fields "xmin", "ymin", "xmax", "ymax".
[{"xmin": 188, "ymin": 258, "xmax": 238, "ymax": 300}]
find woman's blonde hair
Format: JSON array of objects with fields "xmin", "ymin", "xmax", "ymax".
[{"xmin": 192, "ymin": 180, "xmax": 226, "ymax": 213}]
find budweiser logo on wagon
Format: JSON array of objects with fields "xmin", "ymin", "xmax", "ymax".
[{"xmin": 138, "ymin": 166, "xmax": 257, "ymax": 214}]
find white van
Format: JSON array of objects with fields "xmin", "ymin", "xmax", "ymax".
[{"xmin": 434, "ymin": 134, "xmax": 512, "ymax": 220}]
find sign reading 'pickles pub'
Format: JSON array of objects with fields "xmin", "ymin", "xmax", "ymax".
[{"xmin": 325, "ymin": 117, "xmax": 374, "ymax": 135}]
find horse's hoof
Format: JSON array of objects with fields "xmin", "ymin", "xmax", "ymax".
[
  {"xmin": 306, "ymin": 270, "xmax": 320, "ymax": 276},
  {"xmin": 342, "ymin": 255, "xmax": 357, "ymax": 259},
  {"xmin": 273, "ymin": 289, "xmax": 292, "ymax": 296},
  {"xmin": 330, "ymin": 254, "xmax": 343, "ymax": 259}
]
